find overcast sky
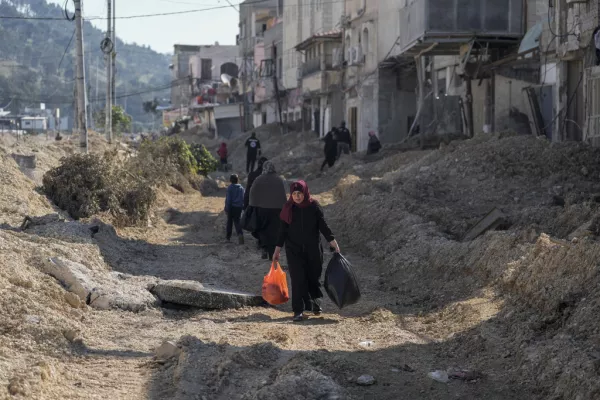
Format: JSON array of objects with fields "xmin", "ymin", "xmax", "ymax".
[{"xmin": 49, "ymin": 0, "xmax": 239, "ymax": 54}]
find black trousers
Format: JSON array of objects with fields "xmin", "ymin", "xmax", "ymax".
[
  {"xmin": 246, "ymin": 154, "xmax": 257, "ymax": 173},
  {"xmin": 226, "ymin": 207, "xmax": 243, "ymax": 239},
  {"xmin": 286, "ymin": 245, "xmax": 324, "ymax": 314}
]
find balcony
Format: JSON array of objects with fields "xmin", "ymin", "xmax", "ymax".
[
  {"xmin": 302, "ymin": 56, "xmax": 333, "ymax": 77},
  {"xmin": 398, "ymin": 0, "xmax": 524, "ymax": 56},
  {"xmin": 302, "ymin": 70, "xmax": 341, "ymax": 94}
]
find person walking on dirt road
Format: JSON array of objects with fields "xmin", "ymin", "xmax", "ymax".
[
  {"xmin": 217, "ymin": 142, "xmax": 229, "ymax": 171},
  {"xmin": 273, "ymin": 180, "xmax": 340, "ymax": 322},
  {"xmin": 245, "ymin": 132, "xmax": 262, "ymax": 173},
  {"xmin": 244, "ymin": 156, "xmax": 268, "ymax": 210},
  {"xmin": 366, "ymin": 131, "xmax": 382, "ymax": 155},
  {"xmin": 336, "ymin": 121, "xmax": 351, "ymax": 160},
  {"xmin": 320, "ymin": 128, "xmax": 338, "ymax": 172},
  {"xmin": 224, "ymin": 174, "xmax": 245, "ymax": 244},
  {"xmin": 249, "ymin": 161, "xmax": 287, "ymax": 260}
]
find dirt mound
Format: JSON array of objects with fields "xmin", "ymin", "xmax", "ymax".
[
  {"xmin": 153, "ymin": 336, "xmax": 350, "ymax": 400},
  {"xmin": 0, "ymin": 150, "xmax": 56, "ymax": 227}
]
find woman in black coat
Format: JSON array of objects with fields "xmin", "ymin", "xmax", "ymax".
[{"xmin": 273, "ymin": 180, "xmax": 340, "ymax": 322}]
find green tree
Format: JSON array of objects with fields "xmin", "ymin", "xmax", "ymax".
[{"xmin": 93, "ymin": 105, "xmax": 133, "ymax": 135}]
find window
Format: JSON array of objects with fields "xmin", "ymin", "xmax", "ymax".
[{"xmin": 201, "ymin": 59, "xmax": 212, "ymax": 80}]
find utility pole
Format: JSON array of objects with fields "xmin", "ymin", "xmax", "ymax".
[
  {"xmin": 272, "ymin": 42, "xmax": 283, "ymax": 134},
  {"xmin": 105, "ymin": 0, "xmax": 113, "ymax": 143},
  {"xmin": 241, "ymin": 56, "xmax": 249, "ymax": 131},
  {"xmin": 74, "ymin": 0, "xmax": 88, "ymax": 153},
  {"xmin": 111, "ymin": 0, "xmax": 116, "ymax": 106}
]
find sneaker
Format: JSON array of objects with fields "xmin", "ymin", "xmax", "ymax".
[
  {"xmin": 313, "ymin": 304, "xmax": 323, "ymax": 316},
  {"xmin": 292, "ymin": 313, "xmax": 305, "ymax": 322},
  {"xmin": 238, "ymin": 235, "xmax": 245, "ymax": 245}
]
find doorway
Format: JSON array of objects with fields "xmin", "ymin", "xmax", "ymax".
[{"xmin": 314, "ymin": 109, "xmax": 320, "ymax": 136}]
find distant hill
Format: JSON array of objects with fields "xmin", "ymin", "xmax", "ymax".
[{"xmin": 0, "ymin": 0, "xmax": 172, "ymax": 130}]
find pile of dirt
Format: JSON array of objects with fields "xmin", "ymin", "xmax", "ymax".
[
  {"xmin": 0, "ymin": 150, "xmax": 57, "ymax": 227},
  {"xmin": 322, "ymin": 133, "xmax": 600, "ymax": 400}
]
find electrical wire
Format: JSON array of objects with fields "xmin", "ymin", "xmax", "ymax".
[
  {"xmin": 57, "ymin": 28, "xmax": 76, "ymax": 70},
  {"xmin": 63, "ymin": 0, "xmax": 75, "ymax": 21}
]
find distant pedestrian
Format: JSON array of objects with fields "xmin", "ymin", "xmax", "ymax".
[
  {"xmin": 224, "ymin": 174, "xmax": 245, "ymax": 244},
  {"xmin": 336, "ymin": 121, "xmax": 351, "ymax": 159},
  {"xmin": 249, "ymin": 161, "xmax": 287, "ymax": 260},
  {"xmin": 320, "ymin": 128, "xmax": 338, "ymax": 171},
  {"xmin": 274, "ymin": 180, "xmax": 340, "ymax": 322},
  {"xmin": 245, "ymin": 132, "xmax": 262, "ymax": 173},
  {"xmin": 366, "ymin": 131, "xmax": 382, "ymax": 155},
  {"xmin": 217, "ymin": 142, "xmax": 228, "ymax": 171}
]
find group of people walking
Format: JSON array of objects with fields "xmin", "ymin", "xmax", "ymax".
[
  {"xmin": 223, "ymin": 131, "xmax": 344, "ymax": 321},
  {"xmin": 224, "ymin": 126, "xmax": 380, "ymax": 321},
  {"xmin": 320, "ymin": 121, "xmax": 382, "ymax": 172}
]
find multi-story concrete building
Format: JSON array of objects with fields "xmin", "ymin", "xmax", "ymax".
[
  {"xmin": 238, "ymin": 0, "xmax": 280, "ymax": 130},
  {"xmin": 170, "ymin": 45, "xmax": 202, "ymax": 109}
]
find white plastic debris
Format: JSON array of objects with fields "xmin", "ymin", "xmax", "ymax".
[{"xmin": 427, "ymin": 370, "xmax": 449, "ymax": 383}]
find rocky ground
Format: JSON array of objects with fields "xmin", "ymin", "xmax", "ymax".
[{"xmin": 1, "ymin": 128, "xmax": 600, "ymax": 399}]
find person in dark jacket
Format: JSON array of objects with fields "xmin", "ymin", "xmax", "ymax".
[
  {"xmin": 320, "ymin": 129, "xmax": 338, "ymax": 172},
  {"xmin": 244, "ymin": 156, "xmax": 268, "ymax": 210},
  {"xmin": 249, "ymin": 161, "xmax": 287, "ymax": 260},
  {"xmin": 274, "ymin": 180, "xmax": 340, "ymax": 322},
  {"xmin": 336, "ymin": 121, "xmax": 352, "ymax": 159},
  {"xmin": 244, "ymin": 132, "xmax": 262, "ymax": 173},
  {"xmin": 366, "ymin": 131, "xmax": 382, "ymax": 155},
  {"xmin": 224, "ymin": 174, "xmax": 245, "ymax": 244}
]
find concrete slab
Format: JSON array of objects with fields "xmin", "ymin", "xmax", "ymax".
[
  {"xmin": 462, "ymin": 207, "xmax": 509, "ymax": 242},
  {"xmin": 149, "ymin": 280, "xmax": 265, "ymax": 310},
  {"xmin": 41, "ymin": 257, "xmax": 157, "ymax": 312}
]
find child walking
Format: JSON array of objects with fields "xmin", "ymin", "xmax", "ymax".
[{"xmin": 225, "ymin": 174, "xmax": 245, "ymax": 244}]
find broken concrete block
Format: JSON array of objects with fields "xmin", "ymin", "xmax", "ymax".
[
  {"xmin": 41, "ymin": 257, "xmax": 157, "ymax": 312},
  {"xmin": 155, "ymin": 341, "xmax": 180, "ymax": 360},
  {"xmin": 149, "ymin": 280, "xmax": 265, "ymax": 310},
  {"xmin": 11, "ymin": 153, "xmax": 37, "ymax": 169},
  {"xmin": 462, "ymin": 207, "xmax": 509, "ymax": 242}
]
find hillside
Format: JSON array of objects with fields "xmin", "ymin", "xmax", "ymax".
[{"xmin": 0, "ymin": 0, "xmax": 171, "ymax": 129}]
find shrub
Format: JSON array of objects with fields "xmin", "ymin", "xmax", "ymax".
[
  {"xmin": 190, "ymin": 143, "xmax": 219, "ymax": 176},
  {"xmin": 138, "ymin": 136, "xmax": 197, "ymax": 176}
]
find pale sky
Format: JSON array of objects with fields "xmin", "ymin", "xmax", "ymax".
[{"xmin": 49, "ymin": 0, "xmax": 240, "ymax": 54}]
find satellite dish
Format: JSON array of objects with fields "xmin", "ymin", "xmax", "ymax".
[{"xmin": 221, "ymin": 73, "xmax": 238, "ymax": 90}]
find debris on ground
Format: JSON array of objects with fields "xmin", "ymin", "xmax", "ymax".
[{"xmin": 356, "ymin": 374, "xmax": 376, "ymax": 386}]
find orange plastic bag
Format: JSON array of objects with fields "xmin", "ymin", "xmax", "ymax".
[{"xmin": 262, "ymin": 262, "xmax": 289, "ymax": 305}]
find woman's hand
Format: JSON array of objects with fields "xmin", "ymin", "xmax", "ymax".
[
  {"xmin": 330, "ymin": 240, "xmax": 340, "ymax": 253},
  {"xmin": 273, "ymin": 246, "xmax": 282, "ymax": 262}
]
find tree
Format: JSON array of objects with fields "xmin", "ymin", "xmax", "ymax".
[
  {"xmin": 93, "ymin": 105, "xmax": 132, "ymax": 135},
  {"xmin": 143, "ymin": 98, "xmax": 159, "ymax": 114}
]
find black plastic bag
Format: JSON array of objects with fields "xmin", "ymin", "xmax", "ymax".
[
  {"xmin": 242, "ymin": 206, "xmax": 258, "ymax": 232},
  {"xmin": 324, "ymin": 253, "xmax": 361, "ymax": 309}
]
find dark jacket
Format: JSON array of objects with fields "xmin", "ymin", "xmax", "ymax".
[
  {"xmin": 249, "ymin": 173, "xmax": 287, "ymax": 209},
  {"xmin": 244, "ymin": 166, "xmax": 263, "ymax": 209},
  {"xmin": 245, "ymin": 137, "xmax": 261, "ymax": 156},
  {"xmin": 225, "ymin": 184, "xmax": 245, "ymax": 212},
  {"xmin": 337, "ymin": 127, "xmax": 351, "ymax": 145},
  {"xmin": 367, "ymin": 135, "xmax": 382, "ymax": 155},
  {"xmin": 323, "ymin": 131, "xmax": 338, "ymax": 160},
  {"xmin": 276, "ymin": 202, "xmax": 335, "ymax": 252}
]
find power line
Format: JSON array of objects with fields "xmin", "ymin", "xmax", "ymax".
[
  {"xmin": 0, "ymin": 0, "xmax": 346, "ymax": 21},
  {"xmin": 57, "ymin": 28, "xmax": 76, "ymax": 70}
]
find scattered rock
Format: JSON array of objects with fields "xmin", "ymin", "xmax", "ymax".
[
  {"xmin": 155, "ymin": 341, "xmax": 181, "ymax": 360},
  {"xmin": 63, "ymin": 329, "xmax": 79, "ymax": 343},
  {"xmin": 356, "ymin": 375, "xmax": 376, "ymax": 386},
  {"xmin": 64, "ymin": 292, "xmax": 81, "ymax": 308},
  {"xmin": 427, "ymin": 370, "xmax": 449, "ymax": 383}
]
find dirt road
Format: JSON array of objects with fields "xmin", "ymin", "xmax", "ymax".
[{"xmin": 24, "ymin": 180, "xmax": 523, "ymax": 400}]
